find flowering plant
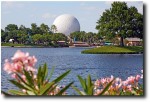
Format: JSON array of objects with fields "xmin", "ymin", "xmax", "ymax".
[
  {"xmin": 72, "ymin": 73, "xmax": 143, "ymax": 95},
  {"xmin": 2, "ymin": 50, "xmax": 73, "ymax": 95}
]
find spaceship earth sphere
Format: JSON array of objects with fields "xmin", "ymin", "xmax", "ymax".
[{"xmin": 53, "ymin": 14, "xmax": 80, "ymax": 35}]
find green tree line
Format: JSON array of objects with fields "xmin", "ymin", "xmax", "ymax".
[
  {"xmin": 1, "ymin": 2, "xmax": 143, "ymax": 47},
  {"xmin": 1, "ymin": 23, "xmax": 69, "ymax": 46},
  {"xmin": 1, "ymin": 23, "xmax": 101, "ymax": 46}
]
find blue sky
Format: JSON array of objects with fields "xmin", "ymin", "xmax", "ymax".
[{"xmin": 1, "ymin": 1, "xmax": 143, "ymax": 33}]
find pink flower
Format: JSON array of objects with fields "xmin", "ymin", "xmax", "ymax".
[
  {"xmin": 27, "ymin": 56, "xmax": 37, "ymax": 67},
  {"xmin": 94, "ymin": 79, "xmax": 101, "ymax": 87},
  {"xmin": 127, "ymin": 85, "xmax": 132, "ymax": 92},
  {"xmin": 33, "ymin": 75, "xmax": 37, "ymax": 79},
  {"xmin": 121, "ymin": 80, "xmax": 128, "ymax": 87},
  {"xmin": 11, "ymin": 50, "xmax": 29, "ymax": 62},
  {"xmin": 4, "ymin": 50, "xmax": 37, "ymax": 75},
  {"xmin": 135, "ymin": 75, "xmax": 141, "ymax": 81},
  {"xmin": 22, "ymin": 89, "xmax": 27, "ymax": 93},
  {"xmin": 11, "ymin": 73, "xmax": 17, "ymax": 79},
  {"xmin": 127, "ymin": 76, "xmax": 135, "ymax": 84},
  {"xmin": 21, "ymin": 75, "xmax": 26, "ymax": 81},
  {"xmin": 14, "ymin": 62, "xmax": 23, "ymax": 72},
  {"xmin": 101, "ymin": 78, "xmax": 106, "ymax": 84},
  {"xmin": 3, "ymin": 61, "xmax": 14, "ymax": 74}
]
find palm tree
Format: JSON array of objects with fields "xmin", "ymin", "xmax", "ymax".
[
  {"xmin": 50, "ymin": 25, "xmax": 57, "ymax": 33},
  {"xmin": 40, "ymin": 23, "xmax": 50, "ymax": 34}
]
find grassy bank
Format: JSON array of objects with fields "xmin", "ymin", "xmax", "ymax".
[
  {"xmin": 1, "ymin": 43, "xmax": 26, "ymax": 46},
  {"xmin": 1, "ymin": 42, "xmax": 61, "ymax": 48},
  {"xmin": 81, "ymin": 46, "xmax": 143, "ymax": 54},
  {"xmin": 1, "ymin": 43, "xmax": 45, "ymax": 47}
]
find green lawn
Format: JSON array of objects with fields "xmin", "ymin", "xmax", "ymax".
[
  {"xmin": 81, "ymin": 46, "xmax": 143, "ymax": 54},
  {"xmin": 1, "ymin": 43, "xmax": 44, "ymax": 47},
  {"xmin": 1, "ymin": 43, "xmax": 26, "ymax": 46}
]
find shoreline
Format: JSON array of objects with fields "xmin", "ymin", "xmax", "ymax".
[
  {"xmin": 1, "ymin": 46, "xmax": 69, "ymax": 48},
  {"xmin": 1, "ymin": 46, "xmax": 143, "ymax": 54}
]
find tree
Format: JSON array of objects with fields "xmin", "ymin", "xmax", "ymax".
[
  {"xmin": 96, "ymin": 2, "xmax": 143, "ymax": 46},
  {"xmin": 51, "ymin": 25, "xmax": 57, "ymax": 33},
  {"xmin": 40, "ymin": 23, "xmax": 50, "ymax": 34},
  {"xmin": 19, "ymin": 25, "xmax": 26, "ymax": 31},
  {"xmin": 31, "ymin": 23, "xmax": 38, "ymax": 35},
  {"xmin": 1, "ymin": 29, "xmax": 8, "ymax": 42},
  {"xmin": 17, "ymin": 33, "xmax": 28, "ymax": 44},
  {"xmin": 32, "ymin": 34, "xmax": 43, "ymax": 45},
  {"xmin": 86, "ymin": 32, "xmax": 94, "ymax": 44},
  {"xmin": 52, "ymin": 33, "xmax": 67, "ymax": 45},
  {"xmin": 5, "ymin": 24, "xmax": 18, "ymax": 32}
]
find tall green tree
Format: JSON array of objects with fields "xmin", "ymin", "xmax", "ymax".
[
  {"xmin": 51, "ymin": 25, "xmax": 57, "ymax": 33},
  {"xmin": 96, "ymin": 2, "xmax": 143, "ymax": 46},
  {"xmin": 5, "ymin": 24, "xmax": 18, "ymax": 32},
  {"xmin": 1, "ymin": 29, "xmax": 8, "ymax": 42},
  {"xmin": 32, "ymin": 34, "xmax": 43, "ymax": 45},
  {"xmin": 40, "ymin": 23, "xmax": 50, "ymax": 34}
]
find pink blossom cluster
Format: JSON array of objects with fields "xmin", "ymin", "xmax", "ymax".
[
  {"xmin": 94, "ymin": 72, "xmax": 143, "ymax": 95},
  {"xmin": 3, "ymin": 50, "xmax": 37, "ymax": 78},
  {"xmin": 3, "ymin": 50, "xmax": 66, "ymax": 95}
]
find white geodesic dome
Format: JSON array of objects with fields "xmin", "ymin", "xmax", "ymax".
[{"xmin": 53, "ymin": 14, "xmax": 80, "ymax": 35}]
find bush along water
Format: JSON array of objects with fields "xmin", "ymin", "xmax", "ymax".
[{"xmin": 2, "ymin": 50, "xmax": 143, "ymax": 96}]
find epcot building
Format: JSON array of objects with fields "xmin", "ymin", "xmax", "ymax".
[{"xmin": 53, "ymin": 14, "xmax": 80, "ymax": 36}]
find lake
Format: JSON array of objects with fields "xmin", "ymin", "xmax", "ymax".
[{"xmin": 1, "ymin": 47, "xmax": 143, "ymax": 95}]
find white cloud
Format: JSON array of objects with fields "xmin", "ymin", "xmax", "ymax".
[{"xmin": 42, "ymin": 13, "xmax": 57, "ymax": 19}]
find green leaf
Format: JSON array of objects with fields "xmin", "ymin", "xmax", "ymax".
[
  {"xmin": 98, "ymin": 78, "xmax": 115, "ymax": 95},
  {"xmin": 15, "ymin": 73, "xmax": 34, "ymax": 91},
  {"xmin": 56, "ymin": 82, "xmax": 73, "ymax": 95},
  {"xmin": 72, "ymin": 85, "xmax": 84, "ymax": 95},
  {"xmin": 131, "ymin": 90, "xmax": 137, "ymax": 95},
  {"xmin": 8, "ymin": 90, "xmax": 26, "ymax": 95},
  {"xmin": 43, "ymin": 63, "xmax": 48, "ymax": 80},
  {"xmin": 23, "ymin": 68, "xmax": 34, "ymax": 86},
  {"xmin": 47, "ymin": 66, "xmax": 55, "ymax": 81},
  {"xmin": 77, "ymin": 75, "xmax": 87, "ymax": 91},
  {"xmin": 47, "ymin": 84, "xmax": 57, "ymax": 95},
  {"xmin": 39, "ymin": 82, "xmax": 55, "ymax": 95},
  {"xmin": 37, "ymin": 66, "xmax": 42, "ymax": 87},
  {"xmin": 9, "ymin": 80, "xmax": 28, "ymax": 90},
  {"xmin": 41, "ymin": 63, "xmax": 47, "ymax": 84},
  {"xmin": 26, "ymin": 90, "xmax": 36, "ymax": 95},
  {"xmin": 1, "ymin": 91, "xmax": 12, "ymax": 96},
  {"xmin": 52, "ymin": 70, "xmax": 71, "ymax": 83},
  {"xmin": 21, "ymin": 83, "xmax": 34, "ymax": 92},
  {"xmin": 87, "ymin": 74, "xmax": 93, "ymax": 95},
  {"xmin": 39, "ymin": 70, "xmax": 71, "ymax": 95}
]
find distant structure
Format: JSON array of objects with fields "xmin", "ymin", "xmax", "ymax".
[
  {"xmin": 125, "ymin": 38, "xmax": 142, "ymax": 46},
  {"xmin": 9, "ymin": 39, "xmax": 14, "ymax": 43},
  {"xmin": 53, "ymin": 14, "xmax": 80, "ymax": 35}
]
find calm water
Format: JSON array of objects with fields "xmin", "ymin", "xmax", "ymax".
[{"xmin": 1, "ymin": 47, "xmax": 143, "ymax": 95}]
